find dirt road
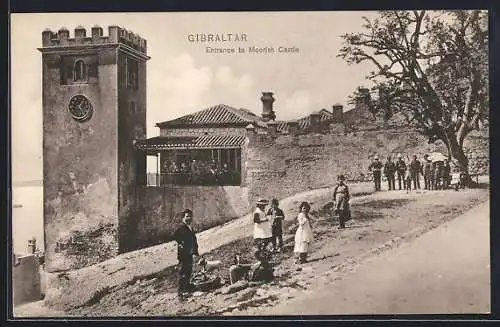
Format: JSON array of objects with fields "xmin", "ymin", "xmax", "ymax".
[
  {"xmin": 66, "ymin": 187, "xmax": 488, "ymax": 316},
  {"xmin": 263, "ymin": 201, "xmax": 490, "ymax": 315},
  {"xmin": 14, "ymin": 185, "xmax": 489, "ymax": 317}
]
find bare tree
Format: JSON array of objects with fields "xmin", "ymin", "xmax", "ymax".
[{"xmin": 338, "ymin": 10, "xmax": 488, "ymax": 186}]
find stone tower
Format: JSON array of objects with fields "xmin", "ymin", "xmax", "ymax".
[{"xmin": 38, "ymin": 26, "xmax": 150, "ymax": 272}]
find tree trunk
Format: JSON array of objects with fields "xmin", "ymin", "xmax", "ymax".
[{"xmin": 446, "ymin": 132, "xmax": 478, "ymax": 187}]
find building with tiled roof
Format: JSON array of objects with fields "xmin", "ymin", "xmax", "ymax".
[
  {"xmin": 135, "ymin": 91, "xmax": 346, "ymax": 186},
  {"xmin": 135, "ymin": 92, "xmax": 280, "ymax": 186}
]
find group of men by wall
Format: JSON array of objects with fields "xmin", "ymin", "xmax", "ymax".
[{"xmin": 368, "ymin": 154, "xmax": 453, "ymax": 192}]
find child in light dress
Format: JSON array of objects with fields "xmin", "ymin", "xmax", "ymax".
[{"xmin": 294, "ymin": 201, "xmax": 314, "ymax": 264}]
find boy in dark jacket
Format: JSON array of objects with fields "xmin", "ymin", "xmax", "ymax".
[
  {"xmin": 267, "ymin": 198, "xmax": 285, "ymax": 253},
  {"xmin": 174, "ymin": 209, "xmax": 199, "ymax": 300}
]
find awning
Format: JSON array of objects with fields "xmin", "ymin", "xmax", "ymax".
[
  {"xmin": 428, "ymin": 152, "xmax": 448, "ymax": 162},
  {"xmin": 135, "ymin": 135, "xmax": 246, "ymax": 151}
]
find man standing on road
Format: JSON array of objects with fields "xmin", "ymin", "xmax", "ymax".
[
  {"xmin": 383, "ymin": 156, "xmax": 396, "ymax": 191},
  {"xmin": 174, "ymin": 209, "xmax": 199, "ymax": 300},
  {"xmin": 395, "ymin": 154, "xmax": 407, "ymax": 190},
  {"xmin": 409, "ymin": 155, "xmax": 422, "ymax": 190},
  {"xmin": 368, "ymin": 156, "xmax": 383, "ymax": 191},
  {"xmin": 253, "ymin": 199, "xmax": 272, "ymax": 252}
]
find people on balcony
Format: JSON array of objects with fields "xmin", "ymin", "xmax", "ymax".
[{"xmin": 156, "ymin": 158, "xmax": 241, "ymax": 186}]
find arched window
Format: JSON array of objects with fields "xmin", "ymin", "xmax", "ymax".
[{"xmin": 73, "ymin": 59, "xmax": 87, "ymax": 82}]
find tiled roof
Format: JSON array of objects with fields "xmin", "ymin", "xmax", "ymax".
[
  {"xmin": 298, "ymin": 109, "xmax": 335, "ymax": 129},
  {"xmin": 275, "ymin": 121, "xmax": 292, "ymax": 133},
  {"xmin": 275, "ymin": 109, "xmax": 335, "ymax": 132},
  {"xmin": 156, "ymin": 104, "xmax": 266, "ymax": 128},
  {"xmin": 135, "ymin": 135, "xmax": 246, "ymax": 151},
  {"xmin": 196, "ymin": 135, "xmax": 246, "ymax": 148}
]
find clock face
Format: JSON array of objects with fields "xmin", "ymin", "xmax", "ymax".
[{"xmin": 68, "ymin": 95, "xmax": 93, "ymax": 122}]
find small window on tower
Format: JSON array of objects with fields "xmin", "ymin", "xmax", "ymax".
[
  {"xmin": 126, "ymin": 57, "xmax": 139, "ymax": 89},
  {"xmin": 73, "ymin": 59, "xmax": 88, "ymax": 82}
]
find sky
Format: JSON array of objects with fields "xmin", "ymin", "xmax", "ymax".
[{"xmin": 11, "ymin": 11, "xmax": 380, "ymax": 182}]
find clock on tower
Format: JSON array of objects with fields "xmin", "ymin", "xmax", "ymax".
[
  {"xmin": 38, "ymin": 25, "xmax": 150, "ymax": 273},
  {"xmin": 68, "ymin": 94, "xmax": 93, "ymax": 121}
]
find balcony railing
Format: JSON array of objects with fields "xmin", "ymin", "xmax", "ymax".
[{"xmin": 146, "ymin": 171, "xmax": 241, "ymax": 187}]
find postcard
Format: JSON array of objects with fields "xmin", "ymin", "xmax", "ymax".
[{"xmin": 10, "ymin": 10, "xmax": 490, "ymax": 317}]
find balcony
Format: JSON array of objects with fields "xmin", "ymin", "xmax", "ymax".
[{"xmin": 146, "ymin": 171, "xmax": 241, "ymax": 187}]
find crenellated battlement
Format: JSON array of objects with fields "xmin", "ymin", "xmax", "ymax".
[{"xmin": 41, "ymin": 25, "xmax": 147, "ymax": 54}]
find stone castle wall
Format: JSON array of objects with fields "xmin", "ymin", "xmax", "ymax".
[
  {"xmin": 244, "ymin": 128, "xmax": 489, "ymax": 204},
  {"xmin": 12, "ymin": 254, "xmax": 42, "ymax": 306},
  {"xmin": 131, "ymin": 186, "xmax": 249, "ymax": 250}
]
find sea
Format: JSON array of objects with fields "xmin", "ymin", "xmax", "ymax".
[{"xmin": 11, "ymin": 185, "xmax": 44, "ymax": 255}]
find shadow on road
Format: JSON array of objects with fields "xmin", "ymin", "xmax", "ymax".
[{"xmin": 355, "ymin": 198, "xmax": 411, "ymax": 210}]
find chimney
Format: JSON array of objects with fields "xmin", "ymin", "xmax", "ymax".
[
  {"xmin": 267, "ymin": 121, "xmax": 279, "ymax": 138},
  {"xmin": 288, "ymin": 120, "xmax": 299, "ymax": 136},
  {"xmin": 245, "ymin": 123, "xmax": 257, "ymax": 145},
  {"xmin": 261, "ymin": 92, "xmax": 276, "ymax": 121},
  {"xmin": 309, "ymin": 111, "xmax": 321, "ymax": 129},
  {"xmin": 27, "ymin": 238, "xmax": 37, "ymax": 254},
  {"xmin": 332, "ymin": 104, "xmax": 343, "ymax": 122}
]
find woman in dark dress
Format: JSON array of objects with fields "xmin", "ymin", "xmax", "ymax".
[{"xmin": 333, "ymin": 174, "xmax": 351, "ymax": 229}]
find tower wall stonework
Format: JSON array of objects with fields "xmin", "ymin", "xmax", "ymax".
[
  {"xmin": 117, "ymin": 49, "xmax": 148, "ymax": 252},
  {"xmin": 42, "ymin": 51, "xmax": 119, "ymax": 272},
  {"xmin": 39, "ymin": 26, "xmax": 149, "ymax": 272}
]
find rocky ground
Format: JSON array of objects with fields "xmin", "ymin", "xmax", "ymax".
[
  {"xmin": 58, "ymin": 183, "xmax": 489, "ymax": 317},
  {"xmin": 38, "ymin": 183, "xmax": 373, "ymax": 312}
]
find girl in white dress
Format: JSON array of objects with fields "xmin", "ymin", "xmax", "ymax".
[{"xmin": 294, "ymin": 201, "xmax": 314, "ymax": 264}]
